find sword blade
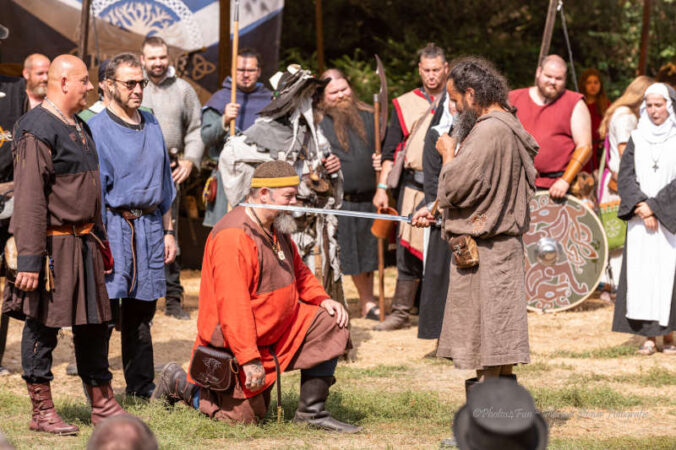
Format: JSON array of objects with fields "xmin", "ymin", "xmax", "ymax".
[{"xmin": 239, "ymin": 202, "xmax": 412, "ymax": 223}]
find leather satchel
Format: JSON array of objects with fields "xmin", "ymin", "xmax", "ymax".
[
  {"xmin": 449, "ymin": 235, "xmax": 479, "ymax": 268},
  {"xmin": 189, "ymin": 346, "xmax": 239, "ymax": 391}
]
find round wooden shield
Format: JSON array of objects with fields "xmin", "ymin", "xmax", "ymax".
[{"xmin": 523, "ymin": 192, "xmax": 608, "ymax": 312}]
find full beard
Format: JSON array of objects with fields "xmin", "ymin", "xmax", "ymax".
[
  {"xmin": 274, "ymin": 212, "xmax": 298, "ymax": 234},
  {"xmin": 28, "ymin": 82, "xmax": 47, "ymax": 98},
  {"xmin": 320, "ymin": 98, "xmax": 366, "ymax": 151},
  {"xmin": 452, "ymin": 102, "xmax": 479, "ymax": 143},
  {"xmin": 536, "ymin": 80, "xmax": 564, "ymax": 102}
]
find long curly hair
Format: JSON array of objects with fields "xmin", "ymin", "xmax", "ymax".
[{"xmin": 448, "ymin": 57, "xmax": 511, "ymax": 111}]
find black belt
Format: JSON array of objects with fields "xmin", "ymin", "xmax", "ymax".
[
  {"xmin": 343, "ymin": 192, "xmax": 375, "ymax": 203},
  {"xmin": 538, "ymin": 171, "xmax": 565, "ymax": 179},
  {"xmin": 404, "ymin": 170, "xmax": 424, "ymax": 190}
]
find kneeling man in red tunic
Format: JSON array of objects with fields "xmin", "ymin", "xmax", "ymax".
[{"xmin": 153, "ymin": 160, "xmax": 360, "ymax": 433}]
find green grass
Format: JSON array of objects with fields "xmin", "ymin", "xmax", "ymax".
[
  {"xmin": 549, "ymin": 436, "xmax": 676, "ymax": 450},
  {"xmin": 517, "ymin": 360, "xmax": 575, "ymax": 374},
  {"xmin": 548, "ymin": 344, "xmax": 637, "ymax": 359},
  {"xmin": 0, "ymin": 382, "xmax": 456, "ymax": 449},
  {"xmin": 334, "ymin": 364, "xmax": 409, "ymax": 379},
  {"xmin": 531, "ymin": 385, "xmax": 645, "ymax": 409},
  {"xmin": 570, "ymin": 367, "xmax": 676, "ymax": 388}
]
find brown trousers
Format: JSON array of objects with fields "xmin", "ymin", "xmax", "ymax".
[{"xmin": 198, "ymin": 308, "xmax": 349, "ymax": 424}]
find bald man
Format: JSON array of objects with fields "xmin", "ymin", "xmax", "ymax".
[
  {"xmin": 509, "ymin": 55, "xmax": 592, "ymax": 198},
  {"xmin": 7, "ymin": 54, "xmax": 125, "ymax": 435},
  {"xmin": 22, "ymin": 53, "xmax": 50, "ymax": 109}
]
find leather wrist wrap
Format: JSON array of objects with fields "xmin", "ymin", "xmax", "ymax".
[{"xmin": 561, "ymin": 145, "xmax": 592, "ymax": 184}]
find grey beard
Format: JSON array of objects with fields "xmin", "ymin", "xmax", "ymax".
[
  {"xmin": 30, "ymin": 84, "xmax": 47, "ymax": 98},
  {"xmin": 452, "ymin": 107, "xmax": 479, "ymax": 143},
  {"xmin": 274, "ymin": 213, "xmax": 298, "ymax": 234}
]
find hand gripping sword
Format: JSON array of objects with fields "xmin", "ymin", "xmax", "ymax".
[{"xmin": 239, "ymin": 203, "xmax": 441, "ymax": 226}]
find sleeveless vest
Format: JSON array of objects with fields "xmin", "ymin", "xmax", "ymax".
[
  {"xmin": 509, "ymin": 88, "xmax": 583, "ymax": 188},
  {"xmin": 393, "ymin": 89, "xmax": 434, "ymax": 171}
]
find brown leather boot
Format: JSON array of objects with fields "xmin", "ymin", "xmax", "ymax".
[
  {"xmin": 26, "ymin": 381, "xmax": 79, "ymax": 435},
  {"xmin": 151, "ymin": 362, "xmax": 196, "ymax": 406},
  {"xmin": 293, "ymin": 374, "xmax": 361, "ymax": 433},
  {"xmin": 373, "ymin": 279, "xmax": 419, "ymax": 331},
  {"xmin": 85, "ymin": 382, "xmax": 127, "ymax": 426}
]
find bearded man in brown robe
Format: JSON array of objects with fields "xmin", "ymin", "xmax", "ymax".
[{"xmin": 413, "ymin": 57, "xmax": 538, "ymax": 392}]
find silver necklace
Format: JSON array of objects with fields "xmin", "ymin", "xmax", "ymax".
[
  {"xmin": 44, "ymin": 97, "xmax": 85, "ymax": 144},
  {"xmin": 650, "ymin": 148, "xmax": 662, "ymax": 172}
]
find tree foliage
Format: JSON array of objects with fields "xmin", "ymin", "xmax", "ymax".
[{"xmin": 280, "ymin": 0, "xmax": 676, "ymax": 102}]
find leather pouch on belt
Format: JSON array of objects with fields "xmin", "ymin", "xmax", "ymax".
[
  {"xmin": 449, "ymin": 235, "xmax": 479, "ymax": 268},
  {"xmin": 202, "ymin": 176, "xmax": 217, "ymax": 204},
  {"xmin": 189, "ymin": 346, "xmax": 239, "ymax": 391}
]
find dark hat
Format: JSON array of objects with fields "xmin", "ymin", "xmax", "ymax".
[
  {"xmin": 98, "ymin": 58, "xmax": 111, "ymax": 82},
  {"xmin": 259, "ymin": 64, "xmax": 329, "ymax": 120},
  {"xmin": 0, "ymin": 24, "xmax": 9, "ymax": 40},
  {"xmin": 453, "ymin": 378, "xmax": 548, "ymax": 450}
]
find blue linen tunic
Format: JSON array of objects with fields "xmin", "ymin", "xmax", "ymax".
[{"xmin": 89, "ymin": 110, "xmax": 176, "ymax": 301}]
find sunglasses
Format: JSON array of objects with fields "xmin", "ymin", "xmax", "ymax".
[{"xmin": 113, "ymin": 78, "xmax": 149, "ymax": 90}]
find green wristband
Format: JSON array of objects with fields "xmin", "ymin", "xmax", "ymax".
[{"xmin": 377, "ymin": 183, "xmax": 388, "ymax": 190}]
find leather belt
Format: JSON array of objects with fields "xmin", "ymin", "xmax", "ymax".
[
  {"xmin": 108, "ymin": 206, "xmax": 158, "ymax": 221},
  {"xmin": 343, "ymin": 192, "xmax": 375, "ymax": 203},
  {"xmin": 538, "ymin": 170, "xmax": 565, "ymax": 179},
  {"xmin": 107, "ymin": 205, "xmax": 158, "ymax": 295},
  {"xmin": 47, "ymin": 222, "xmax": 94, "ymax": 236},
  {"xmin": 404, "ymin": 170, "xmax": 424, "ymax": 190}
]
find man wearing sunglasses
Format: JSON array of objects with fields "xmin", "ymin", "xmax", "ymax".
[
  {"xmin": 140, "ymin": 36, "xmax": 204, "ymax": 321},
  {"xmin": 88, "ymin": 52, "xmax": 177, "ymax": 400}
]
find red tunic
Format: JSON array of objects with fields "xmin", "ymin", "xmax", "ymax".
[
  {"xmin": 188, "ymin": 206, "xmax": 329, "ymax": 398},
  {"xmin": 584, "ymin": 101, "xmax": 603, "ymax": 173},
  {"xmin": 509, "ymin": 88, "xmax": 583, "ymax": 188}
]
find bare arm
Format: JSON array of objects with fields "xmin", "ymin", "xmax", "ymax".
[
  {"xmin": 163, "ymin": 209, "xmax": 176, "ymax": 264},
  {"xmin": 372, "ymin": 160, "xmax": 393, "ymax": 209},
  {"xmin": 617, "ymin": 143, "xmax": 627, "ymax": 157},
  {"xmin": 571, "ymin": 99, "xmax": 592, "ymax": 150},
  {"xmin": 550, "ymin": 100, "xmax": 593, "ymax": 198}
]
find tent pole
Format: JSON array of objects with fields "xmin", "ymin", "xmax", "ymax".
[
  {"xmin": 315, "ymin": 0, "xmax": 325, "ymax": 74},
  {"xmin": 638, "ymin": 0, "xmax": 651, "ymax": 75},
  {"xmin": 78, "ymin": 0, "xmax": 92, "ymax": 62}
]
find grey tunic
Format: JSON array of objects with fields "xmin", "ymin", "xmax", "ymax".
[{"xmin": 436, "ymin": 110, "xmax": 538, "ymax": 370}]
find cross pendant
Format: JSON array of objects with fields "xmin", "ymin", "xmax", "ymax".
[{"xmin": 652, "ymin": 162, "xmax": 659, "ymax": 172}]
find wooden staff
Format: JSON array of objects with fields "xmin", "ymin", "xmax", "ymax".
[
  {"xmin": 229, "ymin": 0, "xmax": 240, "ymax": 136},
  {"xmin": 374, "ymin": 93, "xmax": 386, "ymax": 322},
  {"xmin": 78, "ymin": 0, "xmax": 92, "ymax": 61},
  {"xmin": 315, "ymin": 0, "xmax": 325, "ymax": 74},
  {"xmin": 535, "ymin": 0, "xmax": 558, "ymax": 83}
]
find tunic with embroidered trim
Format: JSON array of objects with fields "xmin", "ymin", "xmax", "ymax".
[
  {"xmin": 3, "ymin": 106, "xmax": 111, "ymax": 328},
  {"xmin": 189, "ymin": 206, "xmax": 342, "ymax": 399},
  {"xmin": 89, "ymin": 109, "xmax": 175, "ymax": 301}
]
